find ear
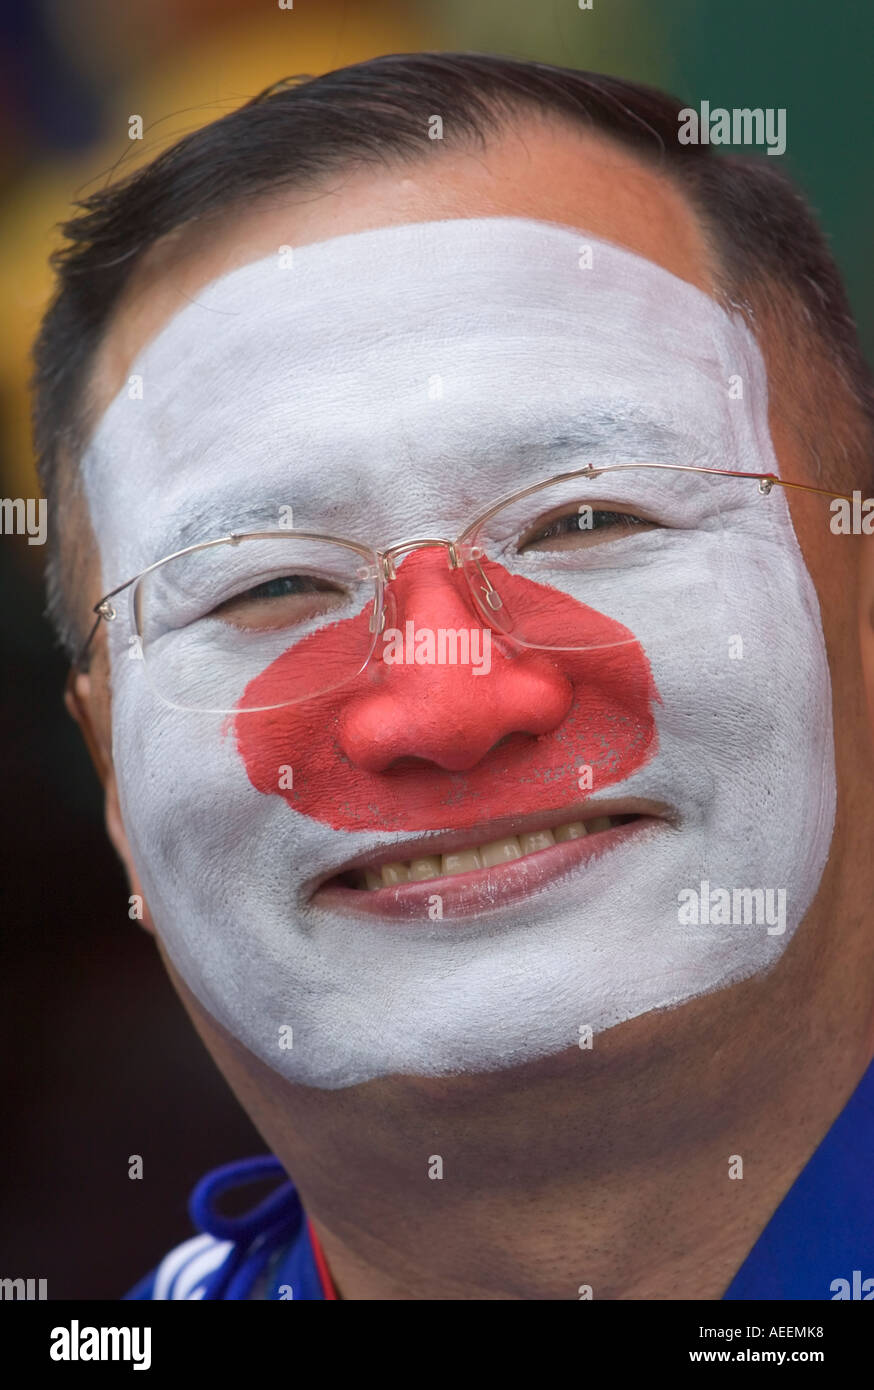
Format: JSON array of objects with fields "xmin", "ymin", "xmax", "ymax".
[{"xmin": 65, "ymin": 666, "xmax": 155, "ymax": 935}]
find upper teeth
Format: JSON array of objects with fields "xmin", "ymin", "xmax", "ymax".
[{"xmin": 360, "ymin": 816, "xmax": 622, "ymax": 890}]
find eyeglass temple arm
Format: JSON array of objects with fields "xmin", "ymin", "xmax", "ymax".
[
  {"xmin": 670, "ymin": 468, "xmax": 852, "ymax": 502},
  {"xmin": 73, "ymin": 574, "xmax": 138, "ymax": 671},
  {"xmin": 776, "ymin": 478, "xmax": 856, "ymax": 502},
  {"xmin": 72, "ymin": 612, "xmax": 104, "ymax": 671}
]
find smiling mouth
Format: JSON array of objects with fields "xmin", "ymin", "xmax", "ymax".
[
  {"xmin": 312, "ymin": 801, "xmax": 671, "ymax": 921},
  {"xmin": 341, "ymin": 812, "xmax": 639, "ymax": 888}
]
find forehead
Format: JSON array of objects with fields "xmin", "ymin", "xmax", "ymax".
[{"xmin": 91, "ymin": 120, "xmax": 717, "ymax": 413}]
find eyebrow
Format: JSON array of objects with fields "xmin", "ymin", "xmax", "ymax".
[{"xmin": 150, "ymin": 409, "xmax": 702, "ymax": 560}]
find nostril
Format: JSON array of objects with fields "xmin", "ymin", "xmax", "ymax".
[
  {"xmin": 491, "ymin": 732, "xmax": 534, "ymax": 752},
  {"xmin": 385, "ymin": 733, "xmax": 535, "ymax": 773},
  {"xmin": 382, "ymin": 754, "xmax": 442, "ymax": 772}
]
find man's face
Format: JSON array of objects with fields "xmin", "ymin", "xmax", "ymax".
[{"xmin": 78, "ymin": 122, "xmax": 859, "ymax": 1092}]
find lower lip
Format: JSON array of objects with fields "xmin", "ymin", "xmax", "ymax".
[{"xmin": 313, "ymin": 816, "xmax": 665, "ymax": 921}]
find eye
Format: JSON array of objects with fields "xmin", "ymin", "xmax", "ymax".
[
  {"xmin": 210, "ymin": 574, "xmax": 349, "ymax": 631},
  {"xmin": 518, "ymin": 505, "xmax": 657, "ymax": 553},
  {"xmin": 238, "ymin": 576, "xmax": 322, "ymax": 601}
]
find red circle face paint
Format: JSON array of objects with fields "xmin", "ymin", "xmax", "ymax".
[{"xmin": 234, "ymin": 551, "xmax": 660, "ymax": 832}]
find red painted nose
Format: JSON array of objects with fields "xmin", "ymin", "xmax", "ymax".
[
  {"xmin": 337, "ymin": 551, "xmax": 573, "ymax": 773},
  {"xmin": 235, "ymin": 546, "xmax": 659, "ymax": 834}
]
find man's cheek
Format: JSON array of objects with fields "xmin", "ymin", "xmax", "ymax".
[{"xmin": 113, "ymin": 702, "xmax": 242, "ymax": 890}]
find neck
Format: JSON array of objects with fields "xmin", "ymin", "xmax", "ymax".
[
  {"xmin": 304, "ymin": 1025, "xmax": 869, "ymax": 1300},
  {"xmin": 167, "ymin": 915, "xmax": 874, "ymax": 1301}
]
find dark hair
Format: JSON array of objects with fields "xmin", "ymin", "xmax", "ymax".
[{"xmin": 31, "ymin": 51, "xmax": 874, "ymax": 658}]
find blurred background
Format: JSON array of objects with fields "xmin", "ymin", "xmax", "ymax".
[{"xmin": 2, "ymin": 0, "xmax": 872, "ymax": 1298}]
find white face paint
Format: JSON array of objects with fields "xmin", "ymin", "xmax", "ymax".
[{"xmin": 82, "ymin": 218, "xmax": 836, "ymax": 1089}]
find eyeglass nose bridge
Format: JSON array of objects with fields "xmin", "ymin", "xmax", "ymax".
[
  {"xmin": 379, "ymin": 536, "xmax": 462, "ymax": 582},
  {"xmin": 372, "ymin": 535, "xmax": 505, "ymax": 639}
]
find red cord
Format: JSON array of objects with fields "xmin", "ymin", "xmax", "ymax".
[{"xmin": 307, "ymin": 1218, "xmax": 338, "ymax": 1300}]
